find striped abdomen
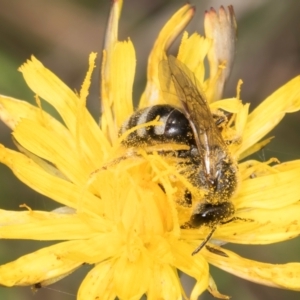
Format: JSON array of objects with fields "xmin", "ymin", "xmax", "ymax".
[{"xmin": 119, "ymin": 104, "xmax": 195, "ymax": 147}]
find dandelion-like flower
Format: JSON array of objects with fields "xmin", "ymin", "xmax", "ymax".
[{"xmin": 1, "ymin": 1, "xmax": 300, "ymax": 299}]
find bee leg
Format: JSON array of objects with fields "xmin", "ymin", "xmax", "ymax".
[
  {"xmin": 205, "ymin": 245, "xmax": 228, "ymax": 257},
  {"xmin": 158, "ymin": 183, "xmax": 165, "ymax": 193},
  {"xmin": 191, "ymin": 226, "xmax": 217, "ymax": 256},
  {"xmin": 89, "ymin": 152, "xmax": 141, "ymax": 183},
  {"xmin": 232, "ymin": 216, "xmax": 254, "ymax": 223},
  {"xmin": 220, "ymin": 217, "xmax": 235, "ymax": 225},
  {"xmin": 218, "ymin": 215, "xmax": 253, "ymax": 226}
]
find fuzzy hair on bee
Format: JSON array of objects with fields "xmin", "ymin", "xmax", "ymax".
[{"xmin": 119, "ymin": 55, "xmax": 238, "ymax": 255}]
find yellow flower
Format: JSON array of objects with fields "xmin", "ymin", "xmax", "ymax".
[{"xmin": 0, "ymin": 1, "xmax": 300, "ymax": 300}]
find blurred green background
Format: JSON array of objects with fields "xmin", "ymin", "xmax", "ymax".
[{"xmin": 0, "ymin": 0, "xmax": 300, "ymax": 299}]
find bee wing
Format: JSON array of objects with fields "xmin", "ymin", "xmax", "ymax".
[
  {"xmin": 164, "ymin": 55, "xmax": 226, "ymax": 175},
  {"xmin": 158, "ymin": 57, "xmax": 181, "ymax": 107}
]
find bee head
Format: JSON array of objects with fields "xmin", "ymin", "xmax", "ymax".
[{"xmin": 190, "ymin": 201, "xmax": 235, "ymax": 228}]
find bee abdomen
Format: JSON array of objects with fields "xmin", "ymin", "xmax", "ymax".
[{"xmin": 120, "ymin": 104, "xmax": 195, "ymax": 147}]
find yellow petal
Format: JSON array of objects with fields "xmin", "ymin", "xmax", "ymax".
[
  {"xmin": 209, "ymin": 98, "xmax": 242, "ymax": 112},
  {"xmin": 147, "ymin": 264, "xmax": 182, "ymax": 300},
  {"xmin": 0, "ymin": 95, "xmax": 84, "ymax": 178},
  {"xmin": 101, "ymin": 0, "xmax": 133, "ymax": 142},
  {"xmin": 171, "ymin": 240, "xmax": 209, "ymax": 283},
  {"xmin": 113, "ymin": 251, "xmax": 151, "ymax": 299},
  {"xmin": 238, "ymin": 76, "xmax": 300, "ymax": 156},
  {"xmin": 0, "ymin": 145, "xmax": 103, "ymax": 216},
  {"xmin": 233, "ymin": 102, "xmax": 250, "ymax": 139},
  {"xmin": 238, "ymin": 158, "xmax": 279, "ymax": 180},
  {"xmin": 140, "ymin": 4, "xmax": 195, "ymax": 107},
  {"xmin": 219, "ymin": 203, "xmax": 300, "ymax": 244},
  {"xmin": 14, "ymin": 141, "xmax": 68, "ymax": 180},
  {"xmin": 101, "ymin": 40, "xmax": 135, "ymax": 140},
  {"xmin": 13, "ymin": 118, "xmax": 97, "ymax": 186},
  {"xmin": 204, "ymin": 247, "xmax": 300, "ymax": 291},
  {"xmin": 177, "ymin": 32, "xmax": 211, "ymax": 85},
  {"xmin": 78, "ymin": 260, "xmax": 116, "ymax": 300},
  {"xmin": 0, "ymin": 96, "xmax": 101, "ymax": 172},
  {"xmin": 238, "ymin": 137, "xmax": 273, "ymax": 160},
  {"xmin": 275, "ymin": 159, "xmax": 300, "ymax": 171},
  {"xmin": 103, "ymin": 0, "xmax": 122, "ymax": 68},
  {"xmin": 0, "ymin": 241, "xmax": 82, "ymax": 287},
  {"xmin": 19, "ymin": 56, "xmax": 108, "ymax": 156},
  {"xmin": 0, "ymin": 95, "xmax": 47, "ymax": 130},
  {"xmin": 207, "ymin": 275, "xmax": 229, "ymax": 299},
  {"xmin": 235, "ymin": 165, "xmax": 300, "ymax": 209},
  {"xmin": 111, "ymin": 41, "xmax": 135, "ymax": 128},
  {"xmin": 190, "ymin": 279, "xmax": 209, "ymax": 300},
  {"xmin": 0, "ymin": 210, "xmax": 99, "ymax": 240},
  {"xmin": 66, "ymin": 234, "xmax": 121, "ymax": 264}
]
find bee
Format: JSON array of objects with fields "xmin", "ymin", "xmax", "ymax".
[{"xmin": 119, "ymin": 55, "xmax": 238, "ymax": 255}]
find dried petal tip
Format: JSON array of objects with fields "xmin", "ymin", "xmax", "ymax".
[{"xmin": 204, "ymin": 5, "xmax": 237, "ymax": 100}]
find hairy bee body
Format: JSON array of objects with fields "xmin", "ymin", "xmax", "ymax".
[
  {"xmin": 120, "ymin": 103, "xmax": 237, "ymax": 226},
  {"xmin": 120, "ymin": 104, "xmax": 195, "ymax": 147},
  {"xmin": 119, "ymin": 56, "xmax": 238, "ymax": 254}
]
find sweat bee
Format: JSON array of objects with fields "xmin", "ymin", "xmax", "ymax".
[{"xmin": 119, "ymin": 55, "xmax": 238, "ymax": 254}]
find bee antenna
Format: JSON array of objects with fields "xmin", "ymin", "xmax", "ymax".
[{"xmin": 192, "ymin": 226, "xmax": 217, "ymax": 255}]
